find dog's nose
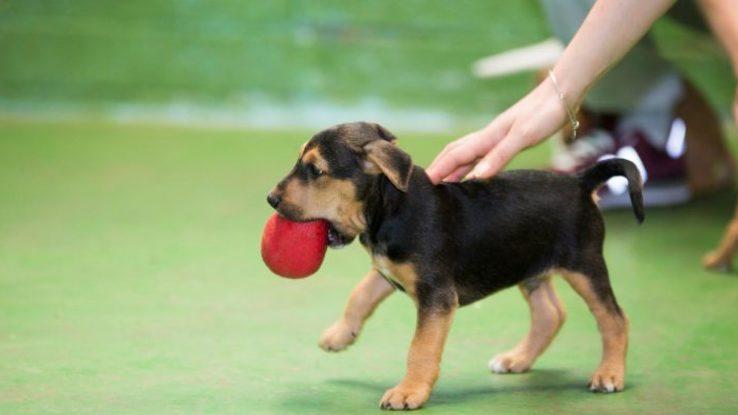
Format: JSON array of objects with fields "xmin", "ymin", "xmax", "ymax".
[{"xmin": 267, "ymin": 193, "xmax": 281, "ymax": 208}]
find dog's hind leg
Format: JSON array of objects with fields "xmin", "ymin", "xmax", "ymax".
[
  {"xmin": 319, "ymin": 269, "xmax": 394, "ymax": 352},
  {"xmin": 489, "ymin": 275, "xmax": 567, "ymax": 374},
  {"xmin": 703, "ymin": 209, "xmax": 738, "ymax": 271},
  {"xmin": 561, "ymin": 260, "xmax": 628, "ymax": 393}
]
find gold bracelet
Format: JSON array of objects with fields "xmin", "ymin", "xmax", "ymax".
[{"xmin": 548, "ymin": 70, "xmax": 580, "ymax": 141}]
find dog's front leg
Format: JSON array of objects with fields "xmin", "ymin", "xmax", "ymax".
[
  {"xmin": 319, "ymin": 269, "xmax": 394, "ymax": 352},
  {"xmin": 380, "ymin": 296, "xmax": 457, "ymax": 410}
]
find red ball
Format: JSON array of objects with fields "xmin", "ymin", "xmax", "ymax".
[{"xmin": 261, "ymin": 213, "xmax": 328, "ymax": 278}]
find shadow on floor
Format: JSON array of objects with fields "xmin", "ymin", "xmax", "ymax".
[{"xmin": 278, "ymin": 368, "xmax": 627, "ymax": 412}]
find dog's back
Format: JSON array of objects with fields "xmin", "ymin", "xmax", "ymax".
[
  {"xmin": 436, "ymin": 170, "xmax": 598, "ymax": 304},
  {"xmin": 427, "ymin": 160, "xmax": 643, "ymax": 305}
]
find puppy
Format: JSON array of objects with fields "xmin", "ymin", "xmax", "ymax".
[{"xmin": 267, "ymin": 122, "xmax": 644, "ymax": 410}]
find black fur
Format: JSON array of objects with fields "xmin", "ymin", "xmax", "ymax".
[
  {"xmin": 268, "ymin": 122, "xmax": 644, "ymax": 404},
  {"xmin": 272, "ymin": 122, "xmax": 644, "ymax": 314},
  {"xmin": 360, "ymin": 164, "xmax": 642, "ymax": 310},
  {"xmin": 578, "ymin": 158, "xmax": 644, "ymax": 223}
]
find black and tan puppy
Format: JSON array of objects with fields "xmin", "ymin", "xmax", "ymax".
[{"xmin": 267, "ymin": 122, "xmax": 644, "ymax": 410}]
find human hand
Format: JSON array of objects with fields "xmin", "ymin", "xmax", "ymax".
[
  {"xmin": 426, "ymin": 77, "xmax": 570, "ymax": 183},
  {"xmin": 426, "ymin": 0, "xmax": 678, "ymax": 184}
]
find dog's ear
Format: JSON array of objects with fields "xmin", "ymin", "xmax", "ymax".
[
  {"xmin": 372, "ymin": 123, "xmax": 397, "ymax": 142},
  {"xmin": 363, "ymin": 139, "xmax": 413, "ymax": 192}
]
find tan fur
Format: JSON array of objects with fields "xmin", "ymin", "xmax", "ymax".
[
  {"xmin": 490, "ymin": 276, "xmax": 566, "ymax": 373},
  {"xmin": 280, "ymin": 146, "xmax": 366, "ymax": 237},
  {"xmin": 703, "ymin": 209, "xmax": 738, "ymax": 270},
  {"xmin": 319, "ymin": 269, "xmax": 395, "ymax": 352},
  {"xmin": 679, "ymin": 81, "xmax": 735, "ymax": 196},
  {"xmin": 559, "ymin": 270, "xmax": 628, "ymax": 392},
  {"xmin": 301, "ymin": 147, "xmax": 330, "ymax": 174},
  {"xmin": 592, "ymin": 191, "xmax": 600, "ymax": 204},
  {"xmin": 380, "ymin": 306, "xmax": 457, "ymax": 410},
  {"xmin": 679, "ymin": 81, "xmax": 735, "ymax": 270},
  {"xmin": 372, "ymin": 255, "xmax": 418, "ymax": 300}
]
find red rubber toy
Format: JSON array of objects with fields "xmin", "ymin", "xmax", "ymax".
[{"xmin": 261, "ymin": 213, "xmax": 328, "ymax": 278}]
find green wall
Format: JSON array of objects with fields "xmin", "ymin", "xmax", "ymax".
[
  {"xmin": 0, "ymin": 1, "xmax": 733, "ymax": 120},
  {"xmin": 0, "ymin": 1, "xmax": 547, "ymax": 116}
]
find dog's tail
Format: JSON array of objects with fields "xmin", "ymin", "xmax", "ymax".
[{"xmin": 577, "ymin": 158, "xmax": 645, "ymax": 224}]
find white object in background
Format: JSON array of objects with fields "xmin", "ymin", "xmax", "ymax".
[
  {"xmin": 472, "ymin": 38, "xmax": 565, "ymax": 79},
  {"xmin": 665, "ymin": 117, "xmax": 687, "ymax": 159},
  {"xmin": 598, "ymin": 147, "xmax": 648, "ymax": 196}
]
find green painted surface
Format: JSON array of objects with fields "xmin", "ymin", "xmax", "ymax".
[
  {"xmin": 2, "ymin": 119, "xmax": 738, "ymax": 414},
  {"xmin": 1, "ymin": 1, "xmax": 733, "ymax": 118},
  {"xmin": 0, "ymin": 1, "xmax": 547, "ymax": 115}
]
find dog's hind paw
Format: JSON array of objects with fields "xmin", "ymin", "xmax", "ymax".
[
  {"xmin": 488, "ymin": 352, "xmax": 533, "ymax": 374},
  {"xmin": 318, "ymin": 320, "xmax": 359, "ymax": 352},
  {"xmin": 588, "ymin": 366, "xmax": 624, "ymax": 393},
  {"xmin": 702, "ymin": 251, "xmax": 732, "ymax": 272}
]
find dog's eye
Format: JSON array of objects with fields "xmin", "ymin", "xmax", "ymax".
[{"xmin": 307, "ymin": 164, "xmax": 323, "ymax": 178}]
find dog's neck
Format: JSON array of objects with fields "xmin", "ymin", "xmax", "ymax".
[
  {"xmin": 360, "ymin": 166, "xmax": 433, "ymax": 248},
  {"xmin": 362, "ymin": 174, "xmax": 402, "ymax": 237}
]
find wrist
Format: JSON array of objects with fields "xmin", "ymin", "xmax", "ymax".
[
  {"xmin": 548, "ymin": 65, "xmax": 588, "ymax": 109},
  {"xmin": 547, "ymin": 70, "xmax": 582, "ymax": 141}
]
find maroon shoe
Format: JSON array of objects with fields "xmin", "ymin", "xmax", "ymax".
[
  {"xmin": 597, "ymin": 125, "xmax": 690, "ymax": 209},
  {"xmin": 551, "ymin": 121, "xmax": 691, "ymax": 208}
]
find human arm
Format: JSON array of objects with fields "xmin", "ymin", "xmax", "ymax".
[{"xmin": 427, "ymin": 0, "xmax": 677, "ymax": 183}]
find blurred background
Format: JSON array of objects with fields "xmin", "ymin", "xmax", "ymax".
[
  {"xmin": 1, "ymin": 1, "xmax": 549, "ymax": 130},
  {"xmin": 1, "ymin": 1, "xmax": 738, "ymax": 414},
  {"xmin": 2, "ymin": 0, "xmax": 733, "ymax": 129}
]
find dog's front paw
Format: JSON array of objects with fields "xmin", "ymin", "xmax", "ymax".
[
  {"xmin": 702, "ymin": 250, "xmax": 732, "ymax": 272},
  {"xmin": 588, "ymin": 365, "xmax": 624, "ymax": 393},
  {"xmin": 488, "ymin": 351, "xmax": 533, "ymax": 374},
  {"xmin": 379, "ymin": 383, "xmax": 431, "ymax": 410},
  {"xmin": 318, "ymin": 320, "xmax": 359, "ymax": 352}
]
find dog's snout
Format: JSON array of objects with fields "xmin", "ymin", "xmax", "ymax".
[{"xmin": 267, "ymin": 193, "xmax": 282, "ymax": 208}]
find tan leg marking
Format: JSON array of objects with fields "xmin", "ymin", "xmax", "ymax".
[
  {"xmin": 703, "ymin": 212, "xmax": 738, "ymax": 271},
  {"xmin": 490, "ymin": 276, "xmax": 566, "ymax": 373},
  {"xmin": 380, "ymin": 306, "xmax": 457, "ymax": 410},
  {"xmin": 561, "ymin": 270, "xmax": 628, "ymax": 393},
  {"xmin": 319, "ymin": 269, "xmax": 394, "ymax": 352},
  {"xmin": 372, "ymin": 255, "xmax": 419, "ymax": 300}
]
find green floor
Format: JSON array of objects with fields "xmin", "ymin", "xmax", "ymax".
[{"xmin": 2, "ymin": 119, "xmax": 738, "ymax": 414}]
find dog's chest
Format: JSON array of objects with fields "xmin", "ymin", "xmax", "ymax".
[
  {"xmin": 373, "ymin": 255, "xmax": 393, "ymax": 279},
  {"xmin": 362, "ymin": 240, "xmax": 418, "ymax": 298},
  {"xmin": 372, "ymin": 255, "xmax": 418, "ymax": 298}
]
